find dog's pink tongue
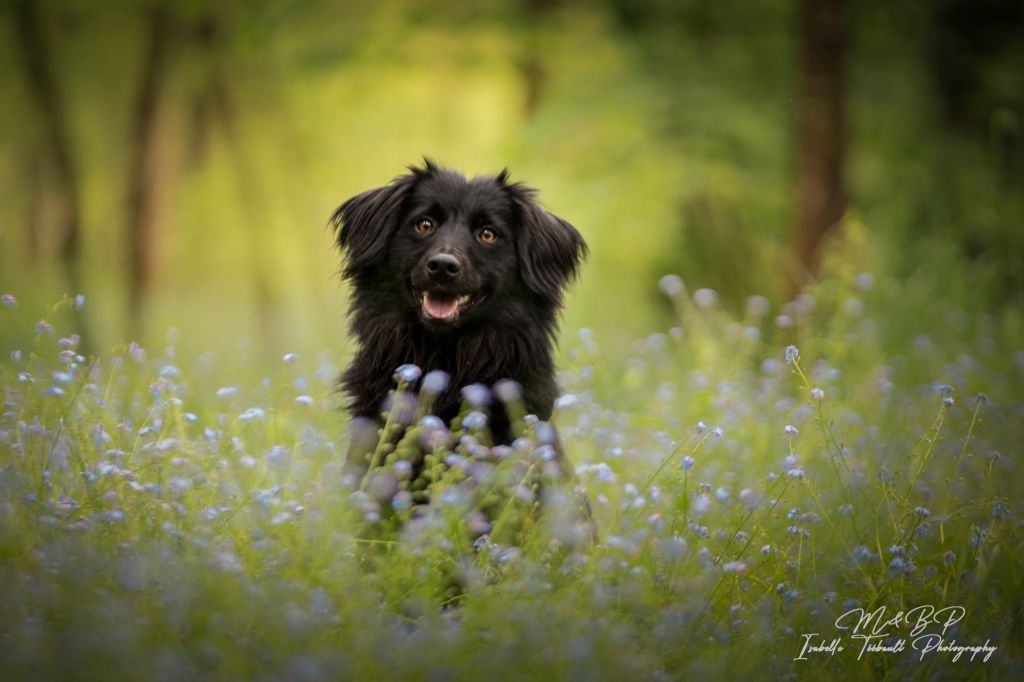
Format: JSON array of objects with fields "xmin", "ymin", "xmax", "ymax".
[{"xmin": 424, "ymin": 293, "xmax": 458, "ymax": 320}]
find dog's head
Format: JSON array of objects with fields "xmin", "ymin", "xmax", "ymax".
[{"xmin": 331, "ymin": 160, "xmax": 587, "ymax": 327}]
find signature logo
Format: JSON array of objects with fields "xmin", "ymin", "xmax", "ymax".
[{"xmin": 795, "ymin": 605, "xmax": 997, "ymax": 662}]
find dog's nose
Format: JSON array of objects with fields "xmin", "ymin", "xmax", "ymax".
[{"xmin": 426, "ymin": 253, "xmax": 461, "ymax": 281}]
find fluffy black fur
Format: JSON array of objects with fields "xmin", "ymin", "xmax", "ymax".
[{"xmin": 331, "ymin": 160, "xmax": 586, "ymax": 466}]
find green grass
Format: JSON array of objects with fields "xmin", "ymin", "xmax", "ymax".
[{"xmin": 0, "ymin": 277, "xmax": 1021, "ymax": 681}]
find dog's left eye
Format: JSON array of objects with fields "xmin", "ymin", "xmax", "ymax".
[
  {"xmin": 479, "ymin": 227, "xmax": 497, "ymax": 243},
  {"xmin": 415, "ymin": 218, "xmax": 435, "ymax": 234}
]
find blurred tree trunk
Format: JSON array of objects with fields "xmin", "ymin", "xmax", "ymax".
[
  {"xmin": 790, "ymin": 0, "xmax": 846, "ymax": 295},
  {"xmin": 185, "ymin": 15, "xmax": 223, "ymax": 169},
  {"xmin": 126, "ymin": 6, "xmax": 173, "ymax": 339},
  {"xmin": 13, "ymin": 0, "xmax": 91, "ymax": 350},
  {"xmin": 520, "ymin": 0, "xmax": 557, "ymax": 118}
]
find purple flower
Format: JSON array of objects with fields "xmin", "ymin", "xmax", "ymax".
[
  {"xmin": 494, "ymin": 379, "xmax": 522, "ymax": 404},
  {"xmin": 888, "ymin": 556, "xmax": 913, "ymax": 576},
  {"xmin": 785, "ymin": 345, "xmax": 799, "ymax": 365},
  {"xmin": 421, "ymin": 370, "xmax": 450, "ymax": 396},
  {"xmin": 584, "ymin": 462, "xmax": 616, "ymax": 483},
  {"xmin": 970, "ymin": 526, "xmax": 987, "ymax": 550},
  {"xmin": 128, "ymin": 342, "xmax": 146, "ymax": 363},
  {"xmin": 420, "ymin": 415, "xmax": 445, "ymax": 432},
  {"xmin": 461, "ymin": 384, "xmax": 491, "ymax": 408},
  {"xmin": 693, "ymin": 288, "xmax": 718, "ymax": 308},
  {"xmin": 239, "ymin": 407, "xmax": 266, "ymax": 422},
  {"xmin": 393, "ymin": 364, "xmax": 422, "ymax": 385},
  {"xmin": 0, "ymin": 294, "xmax": 15, "ymax": 307},
  {"xmin": 266, "ymin": 445, "xmax": 290, "ymax": 468},
  {"xmin": 658, "ymin": 274, "xmax": 684, "ymax": 298},
  {"xmin": 462, "ymin": 411, "xmax": 488, "ymax": 431},
  {"xmin": 688, "ymin": 523, "xmax": 709, "ymax": 538},
  {"xmin": 534, "ymin": 421, "xmax": 557, "ymax": 445},
  {"xmin": 554, "ymin": 393, "xmax": 580, "ymax": 410},
  {"xmin": 746, "ymin": 295, "xmax": 770, "ymax": 318},
  {"xmin": 392, "ymin": 490, "xmax": 413, "ymax": 511}
]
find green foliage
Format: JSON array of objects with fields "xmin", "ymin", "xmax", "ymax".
[
  {"xmin": 1, "ymin": 275, "xmax": 1022, "ymax": 680},
  {"xmin": 1, "ymin": 0, "xmax": 1020, "ymax": 355}
]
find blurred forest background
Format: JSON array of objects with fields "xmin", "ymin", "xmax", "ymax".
[{"xmin": 0, "ymin": 0, "xmax": 1021, "ymax": 361}]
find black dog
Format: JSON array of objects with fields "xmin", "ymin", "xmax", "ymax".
[{"xmin": 332, "ymin": 160, "xmax": 587, "ymax": 489}]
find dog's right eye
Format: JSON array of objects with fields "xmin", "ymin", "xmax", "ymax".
[{"xmin": 415, "ymin": 218, "xmax": 435, "ymax": 234}]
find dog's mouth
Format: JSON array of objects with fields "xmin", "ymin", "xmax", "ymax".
[{"xmin": 418, "ymin": 291, "xmax": 480, "ymax": 322}]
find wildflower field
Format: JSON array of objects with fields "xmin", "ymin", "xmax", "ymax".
[{"xmin": 1, "ymin": 274, "xmax": 1022, "ymax": 682}]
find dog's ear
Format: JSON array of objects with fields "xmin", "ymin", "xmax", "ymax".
[
  {"xmin": 330, "ymin": 172, "xmax": 419, "ymax": 279},
  {"xmin": 506, "ymin": 181, "xmax": 588, "ymax": 306}
]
